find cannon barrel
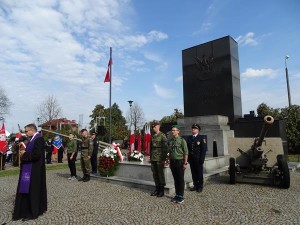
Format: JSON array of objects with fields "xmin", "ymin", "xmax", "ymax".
[{"xmin": 254, "ymin": 115, "xmax": 274, "ymax": 148}]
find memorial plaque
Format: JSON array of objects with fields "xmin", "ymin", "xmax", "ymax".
[{"xmin": 182, "ymin": 36, "xmax": 242, "ymax": 127}]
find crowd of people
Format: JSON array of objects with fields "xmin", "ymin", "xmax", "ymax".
[{"xmin": 4, "ymin": 121, "xmax": 207, "ymax": 221}]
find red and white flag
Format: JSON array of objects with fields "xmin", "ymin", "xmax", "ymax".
[
  {"xmin": 144, "ymin": 124, "xmax": 151, "ymax": 155},
  {"xmin": 137, "ymin": 129, "xmax": 142, "ymax": 152},
  {"xmin": 15, "ymin": 132, "xmax": 26, "ymax": 150},
  {"xmin": 129, "ymin": 126, "xmax": 135, "ymax": 152},
  {"xmin": 104, "ymin": 58, "xmax": 112, "ymax": 83},
  {"xmin": 112, "ymin": 142, "xmax": 123, "ymax": 162},
  {"xmin": 0, "ymin": 123, "xmax": 7, "ymax": 154}
]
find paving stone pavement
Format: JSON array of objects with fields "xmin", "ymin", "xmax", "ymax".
[{"xmin": 1, "ymin": 168, "xmax": 300, "ymax": 225}]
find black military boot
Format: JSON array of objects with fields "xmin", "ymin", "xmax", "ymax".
[
  {"xmin": 157, "ymin": 186, "xmax": 164, "ymax": 197},
  {"xmin": 78, "ymin": 175, "xmax": 86, "ymax": 182},
  {"xmin": 150, "ymin": 186, "xmax": 159, "ymax": 196},
  {"xmin": 83, "ymin": 175, "xmax": 90, "ymax": 182}
]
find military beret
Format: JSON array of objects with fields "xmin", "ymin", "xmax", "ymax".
[
  {"xmin": 192, "ymin": 123, "xmax": 201, "ymax": 130},
  {"xmin": 151, "ymin": 121, "xmax": 160, "ymax": 128},
  {"xmin": 172, "ymin": 125, "xmax": 180, "ymax": 130}
]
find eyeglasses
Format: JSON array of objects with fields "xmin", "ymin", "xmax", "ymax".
[{"xmin": 25, "ymin": 130, "xmax": 30, "ymax": 133}]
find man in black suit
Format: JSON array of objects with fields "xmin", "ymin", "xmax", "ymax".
[{"xmin": 186, "ymin": 124, "xmax": 207, "ymax": 192}]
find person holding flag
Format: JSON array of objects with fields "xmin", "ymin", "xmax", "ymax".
[
  {"xmin": 66, "ymin": 133, "xmax": 77, "ymax": 180},
  {"xmin": 0, "ymin": 123, "xmax": 7, "ymax": 170},
  {"xmin": 78, "ymin": 129, "xmax": 92, "ymax": 182}
]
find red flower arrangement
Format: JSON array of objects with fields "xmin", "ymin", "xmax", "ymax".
[{"xmin": 98, "ymin": 147, "xmax": 120, "ymax": 177}]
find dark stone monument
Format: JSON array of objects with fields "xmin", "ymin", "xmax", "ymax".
[{"xmin": 182, "ymin": 36, "xmax": 242, "ymax": 128}]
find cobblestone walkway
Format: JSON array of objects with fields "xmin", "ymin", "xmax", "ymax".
[{"xmin": 1, "ymin": 169, "xmax": 300, "ymax": 225}]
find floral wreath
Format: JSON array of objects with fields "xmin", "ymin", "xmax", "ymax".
[{"xmin": 98, "ymin": 142, "xmax": 123, "ymax": 177}]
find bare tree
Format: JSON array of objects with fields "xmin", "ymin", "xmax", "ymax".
[
  {"xmin": 126, "ymin": 102, "xmax": 145, "ymax": 131},
  {"xmin": 37, "ymin": 95, "xmax": 62, "ymax": 124},
  {"xmin": 0, "ymin": 86, "xmax": 12, "ymax": 118}
]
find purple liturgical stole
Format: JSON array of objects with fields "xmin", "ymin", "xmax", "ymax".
[{"xmin": 18, "ymin": 133, "xmax": 41, "ymax": 194}]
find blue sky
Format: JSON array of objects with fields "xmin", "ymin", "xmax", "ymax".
[{"xmin": 1, "ymin": 0, "xmax": 299, "ymax": 133}]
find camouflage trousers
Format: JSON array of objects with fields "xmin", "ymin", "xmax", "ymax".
[
  {"xmin": 80, "ymin": 151, "xmax": 91, "ymax": 176},
  {"xmin": 151, "ymin": 161, "xmax": 166, "ymax": 186}
]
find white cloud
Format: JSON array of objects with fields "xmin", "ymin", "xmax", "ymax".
[
  {"xmin": 236, "ymin": 32, "xmax": 258, "ymax": 46},
  {"xmin": 143, "ymin": 52, "xmax": 168, "ymax": 71},
  {"xmin": 0, "ymin": 0, "xmax": 173, "ymax": 131},
  {"xmin": 147, "ymin": 30, "xmax": 168, "ymax": 42},
  {"xmin": 200, "ymin": 22, "xmax": 213, "ymax": 32},
  {"xmin": 241, "ymin": 68, "xmax": 278, "ymax": 78},
  {"xmin": 153, "ymin": 84, "xmax": 175, "ymax": 99}
]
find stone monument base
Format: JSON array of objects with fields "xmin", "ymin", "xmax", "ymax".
[
  {"xmin": 177, "ymin": 115, "xmax": 234, "ymax": 157},
  {"xmin": 92, "ymin": 156, "xmax": 229, "ymax": 195}
]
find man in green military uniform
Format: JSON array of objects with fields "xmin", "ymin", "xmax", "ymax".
[
  {"xmin": 150, "ymin": 121, "xmax": 168, "ymax": 197},
  {"xmin": 78, "ymin": 129, "xmax": 92, "ymax": 182},
  {"xmin": 168, "ymin": 125, "xmax": 188, "ymax": 204},
  {"xmin": 66, "ymin": 133, "xmax": 77, "ymax": 180}
]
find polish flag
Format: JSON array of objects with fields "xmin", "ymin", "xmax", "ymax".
[
  {"xmin": 104, "ymin": 58, "xmax": 112, "ymax": 82},
  {"xmin": 112, "ymin": 142, "xmax": 123, "ymax": 162},
  {"xmin": 0, "ymin": 123, "xmax": 7, "ymax": 154},
  {"xmin": 144, "ymin": 124, "xmax": 151, "ymax": 155},
  {"xmin": 129, "ymin": 125, "xmax": 135, "ymax": 152},
  {"xmin": 137, "ymin": 129, "xmax": 142, "ymax": 152}
]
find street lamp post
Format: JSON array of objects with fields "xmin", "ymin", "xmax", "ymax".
[
  {"xmin": 128, "ymin": 100, "xmax": 133, "ymax": 129},
  {"xmin": 285, "ymin": 55, "xmax": 292, "ymax": 107}
]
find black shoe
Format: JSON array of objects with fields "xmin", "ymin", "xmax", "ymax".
[
  {"xmin": 176, "ymin": 197, "xmax": 184, "ymax": 204},
  {"xmin": 83, "ymin": 176, "xmax": 90, "ymax": 182},
  {"xmin": 150, "ymin": 186, "xmax": 159, "ymax": 196},
  {"xmin": 157, "ymin": 186, "xmax": 165, "ymax": 197},
  {"xmin": 78, "ymin": 177, "xmax": 85, "ymax": 182},
  {"xmin": 196, "ymin": 188, "xmax": 203, "ymax": 193},
  {"xmin": 171, "ymin": 196, "xmax": 178, "ymax": 203},
  {"xmin": 190, "ymin": 187, "xmax": 196, "ymax": 191},
  {"xmin": 22, "ymin": 217, "xmax": 33, "ymax": 221}
]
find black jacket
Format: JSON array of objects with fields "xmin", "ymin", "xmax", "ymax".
[{"xmin": 187, "ymin": 134, "xmax": 207, "ymax": 164}]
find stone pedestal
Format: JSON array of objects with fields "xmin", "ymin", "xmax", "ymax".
[
  {"xmin": 92, "ymin": 156, "xmax": 229, "ymax": 194},
  {"xmin": 177, "ymin": 115, "xmax": 234, "ymax": 157}
]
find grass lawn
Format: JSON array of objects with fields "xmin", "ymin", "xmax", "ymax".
[
  {"xmin": 288, "ymin": 155, "xmax": 300, "ymax": 162},
  {"xmin": 0, "ymin": 162, "xmax": 80, "ymax": 177}
]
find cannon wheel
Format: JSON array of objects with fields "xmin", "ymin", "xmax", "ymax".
[
  {"xmin": 229, "ymin": 157, "xmax": 236, "ymax": 184},
  {"xmin": 276, "ymin": 155, "xmax": 290, "ymax": 189}
]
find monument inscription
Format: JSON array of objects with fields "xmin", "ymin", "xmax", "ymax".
[{"xmin": 182, "ymin": 36, "xmax": 242, "ymax": 127}]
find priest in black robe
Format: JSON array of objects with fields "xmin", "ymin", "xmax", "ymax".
[{"xmin": 13, "ymin": 123, "xmax": 47, "ymax": 221}]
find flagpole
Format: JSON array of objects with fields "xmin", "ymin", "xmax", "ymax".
[{"xmin": 109, "ymin": 47, "xmax": 112, "ymax": 144}]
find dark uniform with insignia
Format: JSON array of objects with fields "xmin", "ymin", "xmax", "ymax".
[
  {"xmin": 79, "ymin": 129, "xmax": 92, "ymax": 182},
  {"xmin": 187, "ymin": 124, "xmax": 207, "ymax": 192},
  {"xmin": 150, "ymin": 122, "xmax": 168, "ymax": 197}
]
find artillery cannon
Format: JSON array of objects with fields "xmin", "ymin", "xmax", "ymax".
[{"xmin": 228, "ymin": 115, "xmax": 290, "ymax": 189}]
